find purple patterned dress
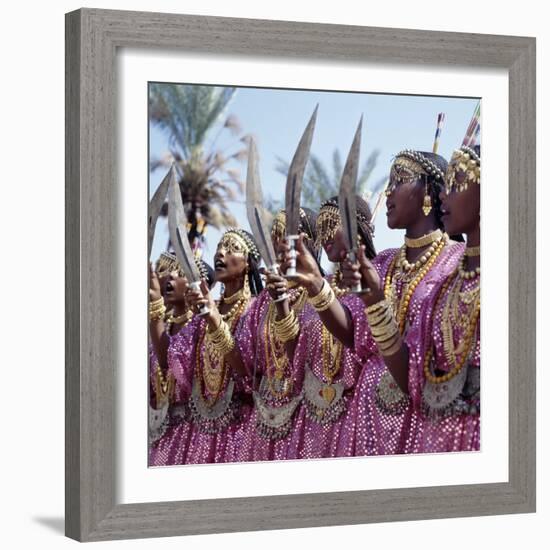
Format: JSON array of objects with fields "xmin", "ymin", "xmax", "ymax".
[
  {"xmin": 349, "ymin": 242, "xmax": 464, "ymax": 456},
  {"xmin": 147, "ymin": 326, "xmax": 194, "ymax": 466},
  {"xmin": 234, "ymin": 288, "xmax": 312, "ymax": 462},
  {"xmin": 285, "ymin": 287, "xmax": 366, "ymax": 459},
  {"xmin": 149, "ymin": 303, "xmax": 255, "ymax": 466},
  {"xmin": 406, "ymin": 268, "xmax": 480, "ymax": 453}
]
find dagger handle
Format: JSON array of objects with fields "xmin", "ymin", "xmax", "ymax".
[
  {"xmin": 189, "ymin": 280, "xmax": 210, "ymax": 317},
  {"xmin": 347, "ymin": 250, "xmax": 363, "ymax": 294},
  {"xmin": 266, "ymin": 264, "xmax": 289, "ymax": 303},
  {"xmin": 285, "ymin": 235, "xmax": 299, "ymax": 279}
]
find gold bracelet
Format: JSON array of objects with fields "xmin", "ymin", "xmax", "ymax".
[
  {"xmin": 149, "ymin": 297, "xmax": 165, "ymax": 310},
  {"xmin": 372, "ymin": 320, "xmax": 400, "ymax": 343},
  {"xmin": 365, "ymin": 299, "xmax": 388, "ymax": 315},
  {"xmin": 273, "ymin": 310, "xmax": 300, "ymax": 342},
  {"xmin": 379, "ymin": 335, "xmax": 403, "ymax": 356},
  {"xmin": 308, "ymin": 281, "xmax": 335, "ymax": 312},
  {"xmin": 275, "ymin": 323, "xmax": 300, "ymax": 343},
  {"xmin": 368, "ymin": 305, "xmax": 394, "ymax": 328},
  {"xmin": 206, "ymin": 320, "xmax": 235, "ymax": 357},
  {"xmin": 149, "ymin": 304, "xmax": 166, "ymax": 321}
]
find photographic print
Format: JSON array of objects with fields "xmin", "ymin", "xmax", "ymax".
[{"xmin": 147, "ymin": 82, "xmax": 481, "ymax": 467}]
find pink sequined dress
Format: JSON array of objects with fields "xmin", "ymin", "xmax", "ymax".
[
  {"xmin": 234, "ymin": 288, "xmax": 313, "ymax": 462},
  {"xmin": 349, "ymin": 242, "xmax": 465, "ymax": 456},
  {"xmin": 149, "ymin": 304, "xmax": 254, "ymax": 466},
  {"xmin": 406, "ymin": 268, "xmax": 480, "ymax": 453},
  {"xmin": 148, "ymin": 328, "xmax": 194, "ymax": 466},
  {"xmin": 285, "ymin": 288, "xmax": 366, "ymax": 459}
]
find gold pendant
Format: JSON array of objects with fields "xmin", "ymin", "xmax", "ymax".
[{"xmin": 321, "ymin": 385, "xmax": 336, "ymax": 404}]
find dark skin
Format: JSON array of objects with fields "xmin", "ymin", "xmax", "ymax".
[
  {"xmin": 149, "ymin": 265, "xmax": 192, "ymax": 371},
  {"xmin": 262, "ymin": 235, "xmax": 309, "ymax": 361},
  {"xmin": 279, "ymin": 231, "xmax": 356, "ymax": 349},
  {"xmin": 440, "ymin": 173, "xmax": 480, "ymax": 272},
  {"xmin": 340, "ymin": 173, "xmax": 451, "ymax": 393},
  {"xmin": 185, "ymin": 239, "xmax": 251, "ymax": 377}
]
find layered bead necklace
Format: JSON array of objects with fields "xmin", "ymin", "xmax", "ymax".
[
  {"xmin": 385, "ymin": 229, "xmax": 447, "ymax": 333},
  {"xmin": 318, "ymin": 268, "xmax": 349, "ymax": 402},
  {"xmin": 264, "ymin": 286, "xmax": 308, "ymax": 399},
  {"xmin": 423, "ymin": 256, "xmax": 480, "ymax": 385},
  {"xmin": 165, "ymin": 308, "xmax": 194, "ymax": 335},
  {"xmin": 197, "ymin": 283, "xmax": 251, "ymax": 406}
]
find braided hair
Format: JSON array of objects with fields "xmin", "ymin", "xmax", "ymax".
[
  {"xmin": 318, "ymin": 195, "xmax": 377, "ymax": 260},
  {"xmin": 222, "ymin": 228, "xmax": 263, "ymax": 297}
]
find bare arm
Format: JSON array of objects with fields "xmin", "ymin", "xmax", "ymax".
[
  {"xmin": 149, "ymin": 264, "xmax": 170, "ymax": 371},
  {"xmin": 341, "ymin": 246, "xmax": 409, "ymax": 393},
  {"xmin": 280, "ymin": 234, "xmax": 355, "ymax": 348}
]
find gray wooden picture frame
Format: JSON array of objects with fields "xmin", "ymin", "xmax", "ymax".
[{"xmin": 65, "ymin": 8, "xmax": 536, "ymax": 542}]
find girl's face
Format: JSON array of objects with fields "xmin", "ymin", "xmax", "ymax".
[
  {"xmin": 385, "ymin": 165, "xmax": 426, "ymax": 230},
  {"xmin": 214, "ymin": 233, "xmax": 248, "ymax": 284},
  {"xmin": 322, "ymin": 226, "xmax": 347, "ymax": 263},
  {"xmin": 163, "ymin": 271, "xmax": 189, "ymax": 305},
  {"xmin": 440, "ymin": 175, "xmax": 480, "ymax": 236}
]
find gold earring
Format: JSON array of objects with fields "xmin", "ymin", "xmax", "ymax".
[{"xmin": 422, "ymin": 183, "xmax": 432, "ymax": 216}]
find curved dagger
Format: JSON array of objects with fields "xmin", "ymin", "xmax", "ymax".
[
  {"xmin": 245, "ymin": 138, "xmax": 277, "ymax": 268},
  {"xmin": 245, "ymin": 138, "xmax": 288, "ymax": 302},
  {"xmin": 167, "ymin": 165, "xmax": 209, "ymax": 315},
  {"xmin": 338, "ymin": 116, "xmax": 364, "ymax": 293},
  {"xmin": 284, "ymin": 105, "xmax": 318, "ymax": 277},
  {"xmin": 148, "ymin": 167, "xmax": 171, "ymax": 258}
]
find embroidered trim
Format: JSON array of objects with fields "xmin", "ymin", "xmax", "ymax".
[
  {"xmin": 189, "ymin": 378, "xmax": 240, "ymax": 434},
  {"xmin": 375, "ymin": 370, "xmax": 409, "ymax": 415},
  {"xmin": 303, "ymin": 366, "xmax": 346, "ymax": 425},
  {"xmin": 253, "ymin": 389, "xmax": 303, "ymax": 440},
  {"xmin": 422, "ymin": 362, "xmax": 479, "ymax": 420},
  {"xmin": 148, "ymin": 401, "xmax": 169, "ymax": 444}
]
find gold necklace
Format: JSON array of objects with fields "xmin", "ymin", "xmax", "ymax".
[
  {"xmin": 320, "ymin": 325, "xmax": 343, "ymax": 404},
  {"xmin": 331, "ymin": 268, "xmax": 349, "ymax": 299},
  {"xmin": 198, "ymin": 295, "xmax": 249, "ymax": 405},
  {"xmin": 425, "ymin": 273, "xmax": 480, "ymax": 383},
  {"xmin": 385, "ymin": 235, "xmax": 447, "ymax": 333},
  {"xmin": 464, "ymin": 245, "xmax": 480, "ymax": 257},
  {"xmin": 167, "ymin": 308, "xmax": 193, "ymax": 325},
  {"xmin": 399, "ymin": 232, "xmax": 445, "ymax": 273},
  {"xmin": 458, "ymin": 256, "xmax": 481, "ymax": 279},
  {"xmin": 154, "ymin": 363, "xmax": 175, "ymax": 406},
  {"xmin": 264, "ymin": 305, "xmax": 292, "ymax": 398},
  {"xmin": 404, "ymin": 229, "xmax": 443, "ymax": 248}
]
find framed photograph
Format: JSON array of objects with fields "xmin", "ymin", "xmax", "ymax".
[{"xmin": 65, "ymin": 8, "xmax": 536, "ymax": 542}]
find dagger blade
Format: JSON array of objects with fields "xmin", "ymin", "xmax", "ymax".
[
  {"xmin": 167, "ymin": 166, "xmax": 201, "ymax": 282},
  {"xmin": 245, "ymin": 138, "xmax": 277, "ymax": 267},
  {"xmin": 338, "ymin": 116, "xmax": 363, "ymax": 253},
  {"xmin": 285, "ymin": 105, "xmax": 318, "ymax": 236}
]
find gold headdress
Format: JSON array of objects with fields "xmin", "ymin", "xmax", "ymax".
[
  {"xmin": 315, "ymin": 198, "xmax": 373, "ymax": 247},
  {"xmin": 445, "ymin": 145, "xmax": 480, "ymax": 193},
  {"xmin": 156, "ymin": 251, "xmax": 210, "ymax": 281},
  {"xmin": 219, "ymin": 228, "xmax": 261, "ymax": 263},
  {"xmin": 387, "ymin": 149, "xmax": 445, "ymax": 193}
]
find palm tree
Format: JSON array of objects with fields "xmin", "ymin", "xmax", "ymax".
[
  {"xmin": 272, "ymin": 148, "xmax": 385, "ymax": 213},
  {"xmin": 149, "ymin": 83, "xmax": 248, "ymax": 249}
]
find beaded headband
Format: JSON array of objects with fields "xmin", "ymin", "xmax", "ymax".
[
  {"xmin": 445, "ymin": 145, "xmax": 480, "ymax": 193},
  {"xmin": 220, "ymin": 228, "xmax": 261, "ymax": 263},
  {"xmin": 156, "ymin": 251, "xmax": 210, "ymax": 281},
  {"xmin": 270, "ymin": 208, "xmax": 315, "ymax": 241},
  {"xmin": 315, "ymin": 198, "xmax": 374, "ymax": 247},
  {"xmin": 390, "ymin": 149, "xmax": 445, "ymax": 183}
]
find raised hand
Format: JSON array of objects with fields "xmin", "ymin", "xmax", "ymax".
[
  {"xmin": 341, "ymin": 245, "xmax": 384, "ymax": 305},
  {"xmin": 261, "ymin": 267, "xmax": 288, "ymax": 302},
  {"xmin": 279, "ymin": 233, "xmax": 324, "ymax": 295},
  {"xmin": 149, "ymin": 262, "xmax": 162, "ymax": 302}
]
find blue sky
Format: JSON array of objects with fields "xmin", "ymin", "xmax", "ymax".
[{"xmin": 149, "ymin": 84, "xmax": 478, "ymax": 269}]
